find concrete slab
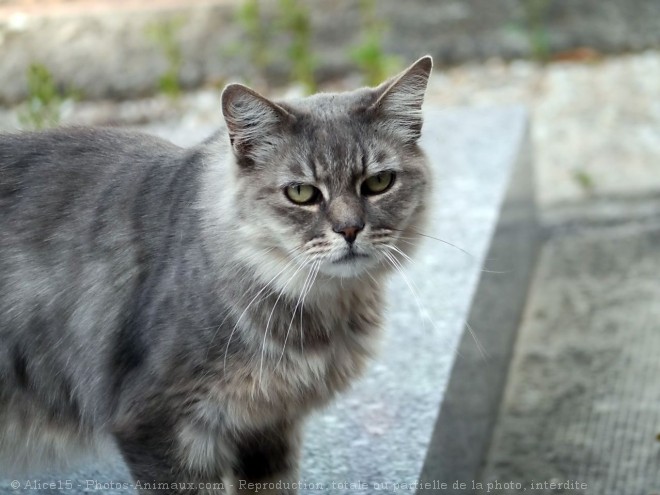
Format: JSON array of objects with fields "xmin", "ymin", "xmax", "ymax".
[
  {"xmin": 0, "ymin": 106, "xmax": 534, "ymax": 494},
  {"xmin": 481, "ymin": 209, "xmax": 660, "ymax": 495},
  {"xmin": 417, "ymin": 114, "xmax": 538, "ymax": 491}
]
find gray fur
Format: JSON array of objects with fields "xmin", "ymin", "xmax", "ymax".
[{"xmin": 0, "ymin": 57, "xmax": 433, "ymax": 494}]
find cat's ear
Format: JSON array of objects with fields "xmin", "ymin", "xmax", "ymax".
[
  {"xmin": 221, "ymin": 84, "xmax": 294, "ymax": 162},
  {"xmin": 369, "ymin": 56, "xmax": 433, "ymax": 144}
]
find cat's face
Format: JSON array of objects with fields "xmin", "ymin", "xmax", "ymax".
[{"xmin": 222, "ymin": 57, "xmax": 432, "ymax": 279}]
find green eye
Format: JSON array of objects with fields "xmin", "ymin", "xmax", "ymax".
[
  {"xmin": 362, "ymin": 171, "xmax": 395, "ymax": 195},
  {"xmin": 285, "ymin": 184, "xmax": 319, "ymax": 204}
]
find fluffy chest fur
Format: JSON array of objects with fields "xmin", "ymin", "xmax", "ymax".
[{"xmin": 212, "ymin": 282, "xmax": 385, "ymax": 427}]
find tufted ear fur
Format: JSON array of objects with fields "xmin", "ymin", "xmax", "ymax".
[
  {"xmin": 369, "ymin": 56, "xmax": 433, "ymax": 144},
  {"xmin": 221, "ymin": 83, "xmax": 295, "ymax": 164}
]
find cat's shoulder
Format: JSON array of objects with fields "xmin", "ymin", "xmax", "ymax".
[
  {"xmin": 0, "ymin": 127, "xmax": 196, "ymax": 184},
  {"xmin": 0, "ymin": 126, "xmax": 182, "ymax": 156}
]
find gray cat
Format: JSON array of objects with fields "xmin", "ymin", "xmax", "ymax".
[{"xmin": 0, "ymin": 56, "xmax": 432, "ymax": 494}]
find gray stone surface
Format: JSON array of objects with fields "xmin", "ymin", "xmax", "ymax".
[
  {"xmin": 480, "ymin": 201, "xmax": 660, "ymax": 495},
  {"xmin": 423, "ymin": 52, "xmax": 660, "ymax": 207},
  {"xmin": 0, "ymin": 106, "xmax": 531, "ymax": 493},
  {"xmin": 417, "ymin": 121, "xmax": 538, "ymax": 491}
]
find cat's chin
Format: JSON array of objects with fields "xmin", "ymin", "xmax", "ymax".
[{"xmin": 319, "ymin": 255, "xmax": 378, "ymax": 279}]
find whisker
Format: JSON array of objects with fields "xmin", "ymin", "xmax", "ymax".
[
  {"xmin": 221, "ymin": 253, "xmax": 303, "ymax": 372},
  {"xmin": 365, "ymin": 270, "xmax": 380, "ymax": 286},
  {"xmin": 382, "ymin": 250, "xmax": 428, "ymax": 330},
  {"xmin": 477, "ymin": 268, "xmax": 508, "ymax": 274},
  {"xmin": 391, "ymin": 228, "xmax": 474, "ymax": 258},
  {"xmin": 396, "ymin": 238, "xmax": 421, "ymax": 249},
  {"xmin": 383, "ymin": 243, "xmax": 414, "ymax": 264},
  {"xmin": 276, "ymin": 260, "xmax": 319, "ymax": 368},
  {"xmin": 383, "ymin": 250, "xmax": 487, "ymax": 361},
  {"xmin": 203, "ymin": 253, "xmax": 276, "ymax": 363},
  {"xmin": 299, "ymin": 260, "xmax": 325, "ymax": 353},
  {"xmin": 394, "ymin": 237, "xmax": 506, "ymax": 274},
  {"xmin": 465, "ymin": 320, "xmax": 489, "ymax": 360},
  {"xmin": 259, "ymin": 259, "xmax": 310, "ymax": 384}
]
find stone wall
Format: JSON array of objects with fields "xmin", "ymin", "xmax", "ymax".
[{"xmin": 0, "ymin": 0, "xmax": 658, "ymax": 103}]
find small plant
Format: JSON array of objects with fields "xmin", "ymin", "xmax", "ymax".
[
  {"xmin": 276, "ymin": 0, "xmax": 317, "ymax": 94},
  {"xmin": 146, "ymin": 17, "xmax": 185, "ymax": 98},
  {"xmin": 223, "ymin": 0, "xmax": 274, "ymax": 87},
  {"xmin": 349, "ymin": 0, "xmax": 400, "ymax": 87},
  {"xmin": 229, "ymin": 0, "xmax": 317, "ymax": 92},
  {"xmin": 521, "ymin": 0, "xmax": 552, "ymax": 63},
  {"xmin": 234, "ymin": 0, "xmax": 271, "ymax": 75},
  {"xmin": 18, "ymin": 63, "xmax": 68, "ymax": 130},
  {"xmin": 573, "ymin": 169, "xmax": 595, "ymax": 192}
]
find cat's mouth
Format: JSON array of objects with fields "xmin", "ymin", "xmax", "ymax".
[{"xmin": 332, "ymin": 250, "xmax": 369, "ymax": 264}]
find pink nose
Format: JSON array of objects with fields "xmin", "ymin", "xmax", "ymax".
[{"xmin": 334, "ymin": 224, "xmax": 364, "ymax": 243}]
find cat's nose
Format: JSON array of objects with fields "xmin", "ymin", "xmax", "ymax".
[{"xmin": 333, "ymin": 223, "xmax": 365, "ymax": 244}]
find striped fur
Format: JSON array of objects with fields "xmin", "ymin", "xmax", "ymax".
[{"xmin": 0, "ymin": 57, "xmax": 433, "ymax": 493}]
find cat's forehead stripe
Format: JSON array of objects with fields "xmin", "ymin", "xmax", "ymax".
[
  {"xmin": 374, "ymin": 149, "xmax": 388, "ymax": 164},
  {"xmin": 288, "ymin": 162, "xmax": 304, "ymax": 176}
]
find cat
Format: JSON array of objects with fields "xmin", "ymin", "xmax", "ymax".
[{"xmin": 0, "ymin": 56, "xmax": 432, "ymax": 494}]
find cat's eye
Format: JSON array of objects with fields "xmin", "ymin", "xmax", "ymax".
[
  {"xmin": 362, "ymin": 171, "xmax": 395, "ymax": 196},
  {"xmin": 285, "ymin": 184, "xmax": 320, "ymax": 205}
]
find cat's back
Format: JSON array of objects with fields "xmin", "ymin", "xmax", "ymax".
[
  {"xmin": 0, "ymin": 126, "xmax": 182, "ymax": 164},
  {"xmin": 0, "ymin": 127, "xmax": 193, "ymax": 246},
  {"xmin": 0, "ymin": 127, "xmax": 183, "ymax": 212}
]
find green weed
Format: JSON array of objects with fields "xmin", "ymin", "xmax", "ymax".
[
  {"xmin": 521, "ymin": 0, "xmax": 552, "ymax": 63},
  {"xmin": 18, "ymin": 64, "xmax": 72, "ymax": 130},
  {"xmin": 349, "ymin": 0, "xmax": 400, "ymax": 86},
  {"xmin": 277, "ymin": 0, "xmax": 317, "ymax": 94},
  {"xmin": 573, "ymin": 170, "xmax": 595, "ymax": 192},
  {"xmin": 146, "ymin": 17, "xmax": 186, "ymax": 98},
  {"xmin": 235, "ymin": 0, "xmax": 271, "ymax": 74}
]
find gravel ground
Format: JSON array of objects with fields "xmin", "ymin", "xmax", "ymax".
[
  {"xmin": 3, "ymin": 50, "xmax": 659, "ymax": 210},
  {"xmin": 425, "ymin": 51, "xmax": 660, "ymax": 208}
]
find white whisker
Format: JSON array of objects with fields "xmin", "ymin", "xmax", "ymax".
[
  {"xmin": 393, "ymin": 229, "xmax": 474, "ymax": 258},
  {"xmin": 382, "ymin": 251, "xmax": 427, "ymax": 330},
  {"xmin": 464, "ymin": 320, "xmax": 489, "ymax": 360},
  {"xmin": 258, "ymin": 259, "xmax": 310, "ymax": 384},
  {"xmin": 383, "ymin": 250, "xmax": 487, "ymax": 360},
  {"xmin": 365, "ymin": 270, "xmax": 380, "ymax": 286},
  {"xmin": 383, "ymin": 243, "xmax": 414, "ymax": 264},
  {"xmin": 395, "ymin": 237, "xmax": 505, "ymax": 274},
  {"xmin": 276, "ymin": 260, "xmax": 320, "ymax": 368},
  {"xmin": 221, "ymin": 253, "xmax": 303, "ymax": 372}
]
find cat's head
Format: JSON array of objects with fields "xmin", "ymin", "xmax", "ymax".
[{"xmin": 220, "ymin": 56, "xmax": 432, "ymax": 279}]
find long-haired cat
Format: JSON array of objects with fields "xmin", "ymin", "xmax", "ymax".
[{"xmin": 0, "ymin": 56, "xmax": 432, "ymax": 494}]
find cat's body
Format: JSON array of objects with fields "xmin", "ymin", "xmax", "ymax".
[{"xmin": 0, "ymin": 57, "xmax": 432, "ymax": 494}]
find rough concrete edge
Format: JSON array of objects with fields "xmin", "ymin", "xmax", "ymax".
[
  {"xmin": 540, "ymin": 192, "xmax": 660, "ymax": 236},
  {"xmin": 416, "ymin": 115, "xmax": 541, "ymax": 493}
]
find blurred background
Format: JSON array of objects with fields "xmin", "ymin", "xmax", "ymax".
[
  {"xmin": 0, "ymin": 1, "xmax": 659, "ymax": 494},
  {"xmin": 0, "ymin": 0, "xmax": 658, "ymax": 205}
]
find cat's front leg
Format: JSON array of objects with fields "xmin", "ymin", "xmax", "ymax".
[
  {"xmin": 115, "ymin": 423, "xmax": 229, "ymax": 495},
  {"xmin": 231, "ymin": 423, "xmax": 302, "ymax": 495}
]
